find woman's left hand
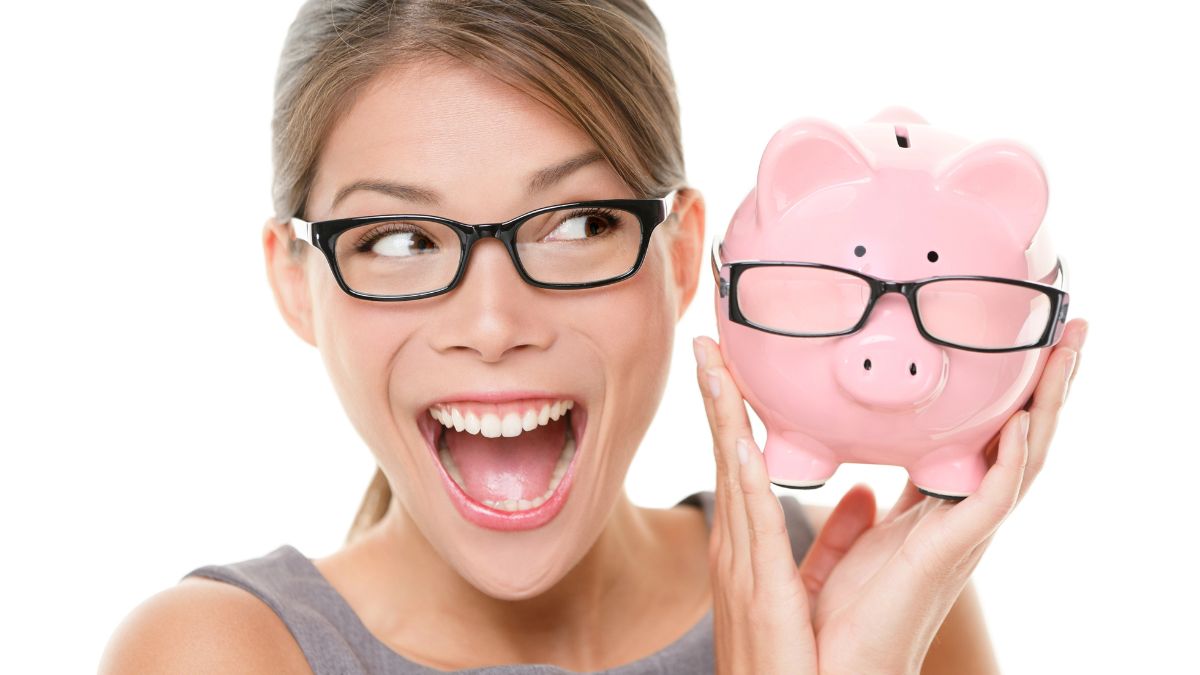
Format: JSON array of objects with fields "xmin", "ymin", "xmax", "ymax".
[{"xmin": 796, "ymin": 317, "xmax": 1088, "ymax": 675}]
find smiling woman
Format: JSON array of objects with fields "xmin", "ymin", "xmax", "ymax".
[
  {"xmin": 259, "ymin": 49, "xmax": 703, "ymax": 613},
  {"xmin": 97, "ymin": 1, "xmax": 719, "ymax": 671},
  {"xmin": 93, "ymin": 1, "xmax": 1054, "ymax": 673}
]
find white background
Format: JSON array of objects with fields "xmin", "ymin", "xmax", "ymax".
[{"xmin": 2, "ymin": 1, "xmax": 1196, "ymax": 672}]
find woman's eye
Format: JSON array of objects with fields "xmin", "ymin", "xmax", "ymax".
[
  {"xmin": 365, "ymin": 230, "xmax": 438, "ymax": 257},
  {"xmin": 545, "ymin": 212, "xmax": 615, "ymax": 242}
]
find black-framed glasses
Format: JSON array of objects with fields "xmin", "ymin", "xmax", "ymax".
[
  {"xmin": 289, "ymin": 191, "xmax": 677, "ymax": 301},
  {"xmin": 711, "ymin": 238, "xmax": 1070, "ymax": 353}
]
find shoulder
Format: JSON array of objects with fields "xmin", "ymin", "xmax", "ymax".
[{"xmin": 98, "ymin": 576, "xmax": 312, "ymax": 675}]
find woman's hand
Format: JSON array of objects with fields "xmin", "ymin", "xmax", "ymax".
[
  {"xmin": 694, "ymin": 336, "xmax": 819, "ymax": 675},
  {"xmin": 801, "ymin": 318, "xmax": 1086, "ymax": 675},
  {"xmin": 694, "ymin": 318, "xmax": 1087, "ymax": 675}
]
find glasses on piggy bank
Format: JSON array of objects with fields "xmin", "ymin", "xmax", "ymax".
[{"xmin": 711, "ymin": 238, "xmax": 1069, "ymax": 353}]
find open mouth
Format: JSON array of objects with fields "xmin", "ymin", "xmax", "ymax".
[{"xmin": 417, "ymin": 396, "xmax": 586, "ymax": 529}]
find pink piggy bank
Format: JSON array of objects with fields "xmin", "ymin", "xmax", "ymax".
[{"xmin": 712, "ymin": 107, "xmax": 1070, "ymax": 499}]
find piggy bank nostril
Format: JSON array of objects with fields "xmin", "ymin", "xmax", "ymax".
[
  {"xmin": 863, "ymin": 358, "xmax": 872, "ymax": 371},
  {"xmin": 909, "ymin": 363, "xmax": 918, "ymax": 376}
]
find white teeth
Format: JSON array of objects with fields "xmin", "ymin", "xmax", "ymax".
[
  {"xmin": 439, "ymin": 444, "xmax": 467, "ymax": 487},
  {"xmin": 438, "ymin": 414, "xmax": 577, "ymax": 513},
  {"xmin": 430, "ymin": 398, "xmax": 577, "ymax": 439},
  {"xmin": 480, "ymin": 414, "xmax": 502, "ymax": 438},
  {"xmin": 501, "ymin": 412, "xmax": 523, "ymax": 437}
]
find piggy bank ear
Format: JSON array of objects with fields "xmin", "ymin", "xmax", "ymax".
[
  {"xmin": 934, "ymin": 140, "xmax": 1048, "ymax": 247},
  {"xmin": 756, "ymin": 118, "xmax": 875, "ymax": 224}
]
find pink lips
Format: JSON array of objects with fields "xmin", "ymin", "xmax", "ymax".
[{"xmin": 416, "ymin": 393, "xmax": 587, "ymax": 531}]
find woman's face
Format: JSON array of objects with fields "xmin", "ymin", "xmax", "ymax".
[{"xmin": 265, "ymin": 59, "xmax": 703, "ymax": 599}]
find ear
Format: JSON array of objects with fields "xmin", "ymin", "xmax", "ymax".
[
  {"xmin": 755, "ymin": 117, "xmax": 875, "ymax": 225},
  {"xmin": 934, "ymin": 139, "xmax": 1048, "ymax": 248},
  {"xmin": 665, "ymin": 188, "xmax": 706, "ymax": 322},
  {"xmin": 262, "ymin": 217, "xmax": 317, "ymax": 347}
]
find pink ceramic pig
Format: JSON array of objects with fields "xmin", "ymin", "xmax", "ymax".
[{"xmin": 712, "ymin": 107, "xmax": 1069, "ymax": 499}]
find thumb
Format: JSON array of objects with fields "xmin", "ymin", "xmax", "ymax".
[{"xmin": 798, "ymin": 484, "xmax": 876, "ymax": 598}]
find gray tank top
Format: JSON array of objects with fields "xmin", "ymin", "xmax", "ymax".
[{"xmin": 182, "ymin": 490, "xmax": 815, "ymax": 674}]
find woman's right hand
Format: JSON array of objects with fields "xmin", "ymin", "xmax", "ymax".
[
  {"xmin": 695, "ymin": 319, "xmax": 1085, "ymax": 674},
  {"xmin": 693, "ymin": 336, "xmax": 819, "ymax": 675}
]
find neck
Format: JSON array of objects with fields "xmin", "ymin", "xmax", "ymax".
[{"xmin": 356, "ymin": 489, "xmax": 680, "ymax": 668}]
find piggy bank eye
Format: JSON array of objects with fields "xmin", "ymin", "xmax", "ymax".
[
  {"xmin": 854, "ymin": 245, "xmax": 867, "ymax": 257},
  {"xmin": 927, "ymin": 250, "xmax": 939, "ymax": 263}
]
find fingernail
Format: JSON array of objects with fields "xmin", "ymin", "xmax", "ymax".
[
  {"xmin": 706, "ymin": 368, "xmax": 722, "ymax": 398},
  {"xmin": 692, "ymin": 337, "xmax": 707, "ymax": 369},
  {"xmin": 1019, "ymin": 411, "xmax": 1030, "ymax": 436},
  {"xmin": 1077, "ymin": 321, "xmax": 1089, "ymax": 349},
  {"xmin": 736, "ymin": 438, "xmax": 750, "ymax": 465}
]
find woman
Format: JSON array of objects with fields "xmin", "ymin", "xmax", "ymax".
[{"xmin": 99, "ymin": 1, "xmax": 1087, "ymax": 673}]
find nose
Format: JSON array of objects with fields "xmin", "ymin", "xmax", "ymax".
[
  {"xmin": 833, "ymin": 295, "xmax": 948, "ymax": 410},
  {"xmin": 432, "ymin": 238, "xmax": 554, "ymax": 362}
]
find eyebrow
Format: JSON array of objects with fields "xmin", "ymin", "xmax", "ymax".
[
  {"xmin": 332, "ymin": 180, "xmax": 440, "ymax": 209},
  {"xmin": 330, "ymin": 149, "xmax": 606, "ymax": 210},
  {"xmin": 525, "ymin": 149, "xmax": 605, "ymax": 194}
]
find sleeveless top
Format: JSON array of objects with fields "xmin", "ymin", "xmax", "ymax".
[{"xmin": 182, "ymin": 490, "xmax": 815, "ymax": 674}]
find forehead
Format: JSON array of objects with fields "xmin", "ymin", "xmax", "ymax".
[{"xmin": 310, "ymin": 59, "xmax": 608, "ymax": 216}]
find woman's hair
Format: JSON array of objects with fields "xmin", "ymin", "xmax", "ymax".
[{"xmin": 270, "ymin": 0, "xmax": 685, "ymax": 543}]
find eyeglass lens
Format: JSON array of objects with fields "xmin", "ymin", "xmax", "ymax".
[
  {"xmin": 735, "ymin": 266, "xmax": 1052, "ymax": 350},
  {"xmin": 915, "ymin": 279, "xmax": 1051, "ymax": 350},
  {"xmin": 330, "ymin": 205, "xmax": 645, "ymax": 296},
  {"xmin": 737, "ymin": 266, "xmax": 872, "ymax": 334}
]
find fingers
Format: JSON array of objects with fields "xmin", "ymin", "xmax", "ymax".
[
  {"xmin": 696, "ymin": 335, "xmax": 819, "ymax": 674},
  {"xmin": 695, "ymin": 336, "xmax": 755, "ymax": 574},
  {"xmin": 1020, "ymin": 318, "xmax": 1088, "ymax": 502},
  {"xmin": 881, "ymin": 479, "xmax": 926, "ymax": 525},
  {"xmin": 696, "ymin": 336, "xmax": 801, "ymax": 593},
  {"xmin": 798, "ymin": 484, "xmax": 876, "ymax": 598},
  {"xmin": 738, "ymin": 436, "xmax": 806, "ymax": 594},
  {"xmin": 943, "ymin": 410, "xmax": 1030, "ymax": 547}
]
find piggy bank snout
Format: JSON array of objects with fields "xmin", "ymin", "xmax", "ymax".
[{"xmin": 833, "ymin": 323, "xmax": 949, "ymax": 411}]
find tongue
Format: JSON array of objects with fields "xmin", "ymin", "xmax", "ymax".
[{"xmin": 444, "ymin": 415, "xmax": 567, "ymax": 503}]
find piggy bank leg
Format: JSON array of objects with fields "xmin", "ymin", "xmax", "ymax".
[
  {"xmin": 907, "ymin": 446, "xmax": 988, "ymax": 501},
  {"xmin": 763, "ymin": 431, "xmax": 839, "ymax": 490}
]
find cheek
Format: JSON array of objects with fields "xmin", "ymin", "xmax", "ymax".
[
  {"xmin": 587, "ymin": 245, "xmax": 676, "ymax": 448},
  {"xmin": 309, "ymin": 278, "xmax": 419, "ymax": 439}
]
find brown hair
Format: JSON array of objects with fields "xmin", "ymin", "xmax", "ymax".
[{"xmin": 270, "ymin": 0, "xmax": 686, "ymax": 543}]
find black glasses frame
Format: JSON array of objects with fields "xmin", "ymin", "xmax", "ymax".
[
  {"xmin": 711, "ymin": 238, "xmax": 1070, "ymax": 354},
  {"xmin": 289, "ymin": 192, "xmax": 676, "ymax": 301}
]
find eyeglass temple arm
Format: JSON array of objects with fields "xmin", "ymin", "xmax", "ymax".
[
  {"xmin": 289, "ymin": 217, "xmax": 313, "ymax": 247},
  {"xmin": 710, "ymin": 237, "xmax": 730, "ymax": 298},
  {"xmin": 1050, "ymin": 256, "xmax": 1069, "ymax": 293},
  {"xmin": 661, "ymin": 188, "xmax": 678, "ymax": 208},
  {"xmin": 1032, "ymin": 255, "xmax": 1069, "ymax": 294}
]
